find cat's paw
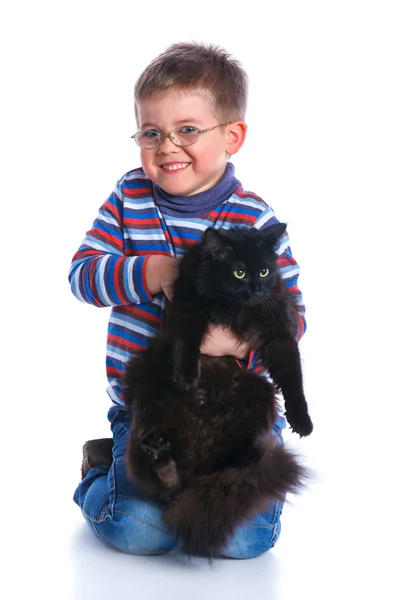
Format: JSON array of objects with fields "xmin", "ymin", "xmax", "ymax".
[
  {"xmin": 141, "ymin": 429, "xmax": 172, "ymax": 461},
  {"xmin": 141, "ymin": 430, "xmax": 179, "ymax": 488},
  {"xmin": 155, "ymin": 458, "xmax": 179, "ymax": 488},
  {"xmin": 287, "ymin": 409, "xmax": 314, "ymax": 437}
]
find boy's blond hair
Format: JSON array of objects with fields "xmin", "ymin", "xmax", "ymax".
[{"xmin": 134, "ymin": 42, "xmax": 248, "ymax": 123}]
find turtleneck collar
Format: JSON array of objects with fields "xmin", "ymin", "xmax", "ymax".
[{"xmin": 152, "ymin": 162, "xmax": 241, "ymax": 218}]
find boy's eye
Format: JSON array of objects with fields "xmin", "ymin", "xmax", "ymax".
[
  {"xmin": 259, "ymin": 268, "xmax": 269, "ymax": 278},
  {"xmin": 143, "ymin": 130, "xmax": 160, "ymax": 138},
  {"xmin": 178, "ymin": 126, "xmax": 199, "ymax": 135},
  {"xmin": 233, "ymin": 269, "xmax": 246, "ymax": 279}
]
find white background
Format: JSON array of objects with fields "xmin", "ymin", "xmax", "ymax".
[{"xmin": 1, "ymin": 1, "xmax": 404, "ymax": 598}]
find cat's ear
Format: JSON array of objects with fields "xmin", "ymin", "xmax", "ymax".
[
  {"xmin": 261, "ymin": 223, "xmax": 287, "ymax": 247},
  {"xmin": 203, "ymin": 228, "xmax": 231, "ymax": 259}
]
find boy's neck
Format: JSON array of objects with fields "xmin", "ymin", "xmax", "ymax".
[{"xmin": 152, "ymin": 163, "xmax": 241, "ymax": 218}]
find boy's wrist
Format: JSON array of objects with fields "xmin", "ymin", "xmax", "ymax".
[
  {"xmin": 139, "ymin": 255, "xmax": 155, "ymax": 302},
  {"xmin": 144, "ymin": 255, "xmax": 179, "ymax": 298},
  {"xmin": 144, "ymin": 255, "xmax": 166, "ymax": 295}
]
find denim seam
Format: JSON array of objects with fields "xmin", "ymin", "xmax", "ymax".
[
  {"xmin": 269, "ymin": 522, "xmax": 281, "ymax": 544},
  {"xmin": 114, "ymin": 509, "xmax": 173, "ymax": 537},
  {"xmin": 110, "ymin": 459, "xmax": 117, "ymax": 515},
  {"xmin": 82, "ymin": 504, "xmax": 109, "ymax": 525}
]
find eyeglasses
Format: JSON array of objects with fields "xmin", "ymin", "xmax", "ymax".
[{"xmin": 131, "ymin": 123, "xmax": 228, "ymax": 149}]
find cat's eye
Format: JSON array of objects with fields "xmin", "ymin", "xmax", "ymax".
[
  {"xmin": 233, "ymin": 269, "xmax": 246, "ymax": 279},
  {"xmin": 260, "ymin": 268, "xmax": 269, "ymax": 278}
]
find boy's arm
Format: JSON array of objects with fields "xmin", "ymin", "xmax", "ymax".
[
  {"xmin": 255, "ymin": 208, "xmax": 307, "ymax": 341},
  {"xmin": 69, "ymin": 181, "xmax": 178, "ymax": 306}
]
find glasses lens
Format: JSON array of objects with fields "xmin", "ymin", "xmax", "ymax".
[
  {"xmin": 171, "ymin": 127, "xmax": 199, "ymax": 147},
  {"xmin": 134, "ymin": 131, "xmax": 160, "ymax": 148}
]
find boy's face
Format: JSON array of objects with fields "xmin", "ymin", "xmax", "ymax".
[{"xmin": 136, "ymin": 90, "xmax": 242, "ymax": 196}]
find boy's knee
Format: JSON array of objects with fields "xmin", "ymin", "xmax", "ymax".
[
  {"xmin": 113, "ymin": 524, "xmax": 176, "ymax": 556},
  {"xmin": 221, "ymin": 522, "xmax": 281, "ymax": 559},
  {"xmin": 85, "ymin": 499, "xmax": 178, "ymax": 556},
  {"xmin": 92, "ymin": 511, "xmax": 177, "ymax": 555}
]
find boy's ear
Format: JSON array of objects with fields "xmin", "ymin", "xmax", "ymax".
[{"xmin": 225, "ymin": 121, "xmax": 247, "ymax": 155}]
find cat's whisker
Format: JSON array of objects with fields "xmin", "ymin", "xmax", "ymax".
[
  {"xmin": 263, "ymin": 298, "xmax": 278, "ymax": 330},
  {"xmin": 261, "ymin": 301, "xmax": 275, "ymax": 333},
  {"xmin": 265, "ymin": 299, "xmax": 289, "ymax": 331},
  {"xmin": 262, "ymin": 291, "xmax": 290, "ymax": 328}
]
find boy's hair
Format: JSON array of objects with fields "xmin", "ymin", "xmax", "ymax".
[{"xmin": 134, "ymin": 42, "xmax": 248, "ymax": 123}]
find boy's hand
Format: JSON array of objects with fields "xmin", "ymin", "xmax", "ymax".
[
  {"xmin": 200, "ymin": 325, "xmax": 249, "ymax": 359},
  {"xmin": 145, "ymin": 256, "xmax": 180, "ymax": 300}
]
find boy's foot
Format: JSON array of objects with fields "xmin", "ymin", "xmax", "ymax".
[{"xmin": 81, "ymin": 438, "xmax": 114, "ymax": 480}]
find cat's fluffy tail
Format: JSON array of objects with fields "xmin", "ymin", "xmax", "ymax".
[{"xmin": 164, "ymin": 443, "xmax": 307, "ymax": 558}]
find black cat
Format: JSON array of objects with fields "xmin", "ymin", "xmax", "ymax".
[
  {"xmin": 123, "ymin": 224, "xmax": 312, "ymax": 557},
  {"xmin": 169, "ymin": 223, "xmax": 313, "ymax": 437}
]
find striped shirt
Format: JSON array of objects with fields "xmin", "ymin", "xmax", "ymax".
[{"xmin": 69, "ymin": 167, "xmax": 306, "ymax": 425}]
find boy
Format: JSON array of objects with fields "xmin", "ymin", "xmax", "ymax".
[{"xmin": 70, "ymin": 42, "xmax": 306, "ymax": 559}]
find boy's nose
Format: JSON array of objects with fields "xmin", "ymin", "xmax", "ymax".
[{"xmin": 158, "ymin": 135, "xmax": 180, "ymax": 154}]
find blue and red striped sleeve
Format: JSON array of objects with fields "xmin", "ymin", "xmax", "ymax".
[
  {"xmin": 68, "ymin": 179, "xmax": 153, "ymax": 307},
  {"xmin": 254, "ymin": 207, "xmax": 307, "ymax": 341}
]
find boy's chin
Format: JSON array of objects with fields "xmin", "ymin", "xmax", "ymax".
[{"xmin": 159, "ymin": 181, "xmax": 205, "ymax": 197}]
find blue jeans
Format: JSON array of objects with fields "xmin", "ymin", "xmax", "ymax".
[{"xmin": 74, "ymin": 411, "xmax": 285, "ymax": 559}]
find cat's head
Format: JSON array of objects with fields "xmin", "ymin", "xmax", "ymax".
[{"xmin": 197, "ymin": 223, "xmax": 287, "ymax": 304}]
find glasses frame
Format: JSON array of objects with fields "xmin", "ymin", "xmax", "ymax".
[{"xmin": 131, "ymin": 123, "xmax": 229, "ymax": 149}]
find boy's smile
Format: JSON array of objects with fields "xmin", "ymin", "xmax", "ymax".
[
  {"xmin": 137, "ymin": 90, "xmax": 242, "ymax": 196},
  {"xmin": 159, "ymin": 161, "xmax": 190, "ymax": 173}
]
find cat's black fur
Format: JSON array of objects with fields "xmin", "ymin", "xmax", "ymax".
[{"xmin": 123, "ymin": 224, "xmax": 312, "ymax": 558}]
